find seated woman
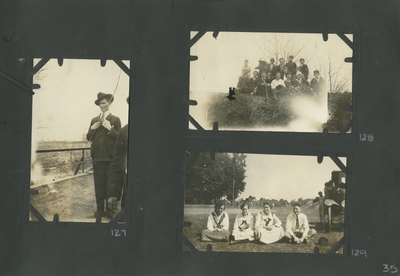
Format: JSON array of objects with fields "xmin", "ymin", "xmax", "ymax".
[
  {"xmin": 282, "ymin": 66, "xmax": 289, "ymax": 81},
  {"xmin": 254, "ymin": 202, "xmax": 284, "ymax": 244},
  {"xmin": 201, "ymin": 201, "xmax": 230, "ymax": 242},
  {"xmin": 284, "ymin": 72, "xmax": 294, "ymax": 91},
  {"xmin": 231, "ymin": 202, "xmax": 255, "ymax": 244}
]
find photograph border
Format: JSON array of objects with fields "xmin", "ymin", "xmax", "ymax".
[
  {"xmin": 187, "ymin": 30, "xmax": 358, "ymax": 136},
  {"xmin": 180, "ymin": 151, "xmax": 350, "ymax": 256},
  {"xmin": 25, "ymin": 57, "xmax": 136, "ymax": 229}
]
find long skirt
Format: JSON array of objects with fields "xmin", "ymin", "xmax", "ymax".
[
  {"xmin": 201, "ymin": 229, "xmax": 230, "ymax": 242},
  {"xmin": 232, "ymin": 228, "xmax": 255, "ymax": 241},
  {"xmin": 255, "ymin": 226, "xmax": 284, "ymax": 244}
]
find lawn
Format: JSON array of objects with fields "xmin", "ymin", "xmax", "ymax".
[{"xmin": 183, "ymin": 205, "xmax": 344, "ymax": 254}]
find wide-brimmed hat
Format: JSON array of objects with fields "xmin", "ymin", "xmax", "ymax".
[{"xmin": 95, "ymin": 92, "xmax": 114, "ymax": 105}]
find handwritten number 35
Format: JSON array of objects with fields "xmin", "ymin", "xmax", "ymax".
[{"xmin": 383, "ymin": 264, "xmax": 398, "ymax": 273}]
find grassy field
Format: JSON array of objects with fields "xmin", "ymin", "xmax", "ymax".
[
  {"xmin": 207, "ymin": 93, "xmax": 293, "ymax": 129},
  {"xmin": 204, "ymin": 92, "xmax": 351, "ymax": 131},
  {"xmin": 183, "ymin": 205, "xmax": 344, "ymax": 254}
]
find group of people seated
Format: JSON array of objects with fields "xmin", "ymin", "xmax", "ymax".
[
  {"xmin": 201, "ymin": 201, "xmax": 316, "ymax": 245},
  {"xmin": 236, "ymin": 57, "xmax": 326, "ymax": 103}
]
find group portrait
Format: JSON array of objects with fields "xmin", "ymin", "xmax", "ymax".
[
  {"xmin": 189, "ymin": 32, "xmax": 353, "ymax": 132},
  {"xmin": 183, "ymin": 153, "xmax": 346, "ymax": 253}
]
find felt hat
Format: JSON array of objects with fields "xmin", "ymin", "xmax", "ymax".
[{"xmin": 95, "ymin": 92, "xmax": 114, "ymax": 105}]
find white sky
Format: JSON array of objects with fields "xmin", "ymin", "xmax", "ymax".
[
  {"xmin": 32, "ymin": 59, "xmax": 130, "ymax": 142},
  {"xmin": 190, "ymin": 32, "xmax": 353, "ymax": 93},
  {"xmin": 238, "ymin": 154, "xmax": 346, "ymax": 201}
]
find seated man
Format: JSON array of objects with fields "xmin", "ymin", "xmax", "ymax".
[
  {"xmin": 284, "ymin": 203, "xmax": 316, "ymax": 244},
  {"xmin": 271, "ymin": 72, "xmax": 287, "ymax": 98},
  {"xmin": 256, "ymin": 72, "xmax": 272, "ymax": 98},
  {"xmin": 250, "ymin": 71, "xmax": 261, "ymax": 94},
  {"xmin": 201, "ymin": 201, "xmax": 230, "ymax": 242}
]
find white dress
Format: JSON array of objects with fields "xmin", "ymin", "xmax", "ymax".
[
  {"xmin": 254, "ymin": 211, "xmax": 284, "ymax": 244},
  {"xmin": 232, "ymin": 213, "xmax": 255, "ymax": 241}
]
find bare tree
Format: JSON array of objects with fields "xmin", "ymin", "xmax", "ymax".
[
  {"xmin": 319, "ymin": 51, "xmax": 350, "ymax": 93},
  {"xmin": 256, "ymin": 33, "xmax": 316, "ymax": 63}
]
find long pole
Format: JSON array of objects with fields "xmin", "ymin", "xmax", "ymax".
[{"xmin": 232, "ymin": 180, "xmax": 235, "ymax": 204}]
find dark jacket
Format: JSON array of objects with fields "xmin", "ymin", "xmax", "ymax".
[
  {"xmin": 108, "ymin": 124, "xmax": 128, "ymax": 200},
  {"xmin": 285, "ymin": 61, "xmax": 297, "ymax": 75},
  {"xmin": 300, "ymin": 64, "xmax": 309, "ymax": 79},
  {"xmin": 87, "ymin": 113, "xmax": 121, "ymax": 161},
  {"xmin": 310, "ymin": 77, "xmax": 326, "ymax": 96},
  {"xmin": 270, "ymin": 64, "xmax": 279, "ymax": 78}
]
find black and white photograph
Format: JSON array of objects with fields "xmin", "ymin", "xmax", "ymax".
[
  {"xmin": 189, "ymin": 32, "xmax": 352, "ymax": 132},
  {"xmin": 183, "ymin": 153, "xmax": 346, "ymax": 253},
  {"xmin": 30, "ymin": 59, "xmax": 130, "ymax": 223}
]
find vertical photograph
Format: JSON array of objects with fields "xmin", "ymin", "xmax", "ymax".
[
  {"xmin": 189, "ymin": 32, "xmax": 352, "ymax": 132},
  {"xmin": 30, "ymin": 59, "xmax": 130, "ymax": 223},
  {"xmin": 183, "ymin": 153, "xmax": 346, "ymax": 253}
]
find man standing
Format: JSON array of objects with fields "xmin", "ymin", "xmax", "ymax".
[
  {"xmin": 285, "ymin": 55, "xmax": 297, "ymax": 76},
  {"xmin": 269, "ymin": 58, "xmax": 278, "ymax": 78},
  {"xmin": 310, "ymin": 70, "xmax": 327, "ymax": 103},
  {"xmin": 107, "ymin": 97, "xmax": 129, "ymax": 218},
  {"xmin": 236, "ymin": 59, "xmax": 252, "ymax": 93},
  {"xmin": 87, "ymin": 92, "xmax": 121, "ymax": 218},
  {"xmin": 299, "ymin": 58, "xmax": 309, "ymax": 80},
  {"xmin": 317, "ymin": 191, "xmax": 325, "ymax": 223},
  {"xmin": 277, "ymin": 58, "xmax": 286, "ymax": 78},
  {"xmin": 284, "ymin": 203, "xmax": 316, "ymax": 244}
]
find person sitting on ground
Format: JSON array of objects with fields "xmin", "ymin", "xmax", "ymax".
[
  {"xmin": 256, "ymin": 72, "xmax": 271, "ymax": 99},
  {"xmin": 295, "ymin": 67, "xmax": 304, "ymax": 80},
  {"xmin": 271, "ymin": 72, "xmax": 287, "ymax": 98},
  {"xmin": 230, "ymin": 202, "xmax": 255, "ymax": 244},
  {"xmin": 284, "ymin": 203, "xmax": 316, "ymax": 244},
  {"xmin": 282, "ymin": 66, "xmax": 289, "ymax": 81},
  {"xmin": 284, "ymin": 72, "xmax": 294, "ymax": 90},
  {"xmin": 201, "ymin": 201, "xmax": 230, "ymax": 242},
  {"xmin": 265, "ymin": 71, "xmax": 274, "ymax": 98},
  {"xmin": 250, "ymin": 71, "xmax": 261, "ymax": 94},
  {"xmin": 254, "ymin": 202, "xmax": 284, "ymax": 244}
]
